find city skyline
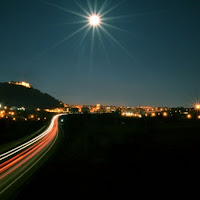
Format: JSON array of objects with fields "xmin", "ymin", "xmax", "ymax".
[{"xmin": 0, "ymin": 0, "xmax": 200, "ymax": 107}]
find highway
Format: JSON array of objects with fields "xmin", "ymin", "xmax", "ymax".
[{"xmin": 0, "ymin": 114, "xmax": 65, "ymax": 199}]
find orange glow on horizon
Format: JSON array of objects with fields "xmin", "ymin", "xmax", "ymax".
[
  {"xmin": 121, "ymin": 112, "xmax": 142, "ymax": 118},
  {"xmin": 44, "ymin": 108, "xmax": 65, "ymax": 113}
]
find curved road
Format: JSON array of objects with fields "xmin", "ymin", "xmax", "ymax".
[{"xmin": 0, "ymin": 114, "xmax": 65, "ymax": 199}]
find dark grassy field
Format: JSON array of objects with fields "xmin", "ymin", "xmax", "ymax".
[
  {"xmin": 0, "ymin": 119, "xmax": 46, "ymax": 145},
  {"xmin": 6, "ymin": 114, "xmax": 200, "ymax": 199}
]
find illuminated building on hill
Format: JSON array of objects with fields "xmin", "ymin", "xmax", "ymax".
[{"xmin": 8, "ymin": 81, "xmax": 31, "ymax": 88}]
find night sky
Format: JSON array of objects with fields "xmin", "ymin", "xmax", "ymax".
[{"xmin": 0, "ymin": 0, "xmax": 200, "ymax": 107}]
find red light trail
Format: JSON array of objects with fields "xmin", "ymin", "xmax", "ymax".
[{"xmin": 0, "ymin": 114, "xmax": 65, "ymax": 197}]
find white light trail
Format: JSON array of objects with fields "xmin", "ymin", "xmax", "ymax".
[
  {"xmin": 0, "ymin": 119, "xmax": 60, "ymax": 195},
  {"xmin": 0, "ymin": 114, "xmax": 63, "ymax": 161},
  {"xmin": 0, "ymin": 114, "xmax": 66, "ymax": 196}
]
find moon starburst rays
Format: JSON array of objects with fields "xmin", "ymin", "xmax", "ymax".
[
  {"xmin": 43, "ymin": 0, "xmax": 132, "ymax": 59},
  {"xmin": 74, "ymin": 0, "xmax": 90, "ymax": 16}
]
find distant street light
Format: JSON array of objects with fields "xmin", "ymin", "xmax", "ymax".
[
  {"xmin": 195, "ymin": 104, "xmax": 200, "ymax": 117},
  {"xmin": 163, "ymin": 112, "xmax": 168, "ymax": 117},
  {"xmin": 195, "ymin": 104, "xmax": 200, "ymax": 110},
  {"xmin": 187, "ymin": 114, "xmax": 192, "ymax": 119}
]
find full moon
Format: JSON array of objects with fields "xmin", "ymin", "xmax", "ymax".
[{"xmin": 89, "ymin": 15, "xmax": 101, "ymax": 26}]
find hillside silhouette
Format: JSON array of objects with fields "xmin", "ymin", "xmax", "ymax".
[{"xmin": 0, "ymin": 82, "xmax": 62, "ymax": 109}]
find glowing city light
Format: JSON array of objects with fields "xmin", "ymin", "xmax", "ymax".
[
  {"xmin": 187, "ymin": 114, "xmax": 192, "ymax": 119},
  {"xmin": 9, "ymin": 112, "xmax": 15, "ymax": 116},
  {"xmin": 195, "ymin": 104, "xmax": 200, "ymax": 110},
  {"xmin": 0, "ymin": 110, "xmax": 5, "ymax": 118},
  {"xmin": 163, "ymin": 112, "xmax": 168, "ymax": 117}
]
